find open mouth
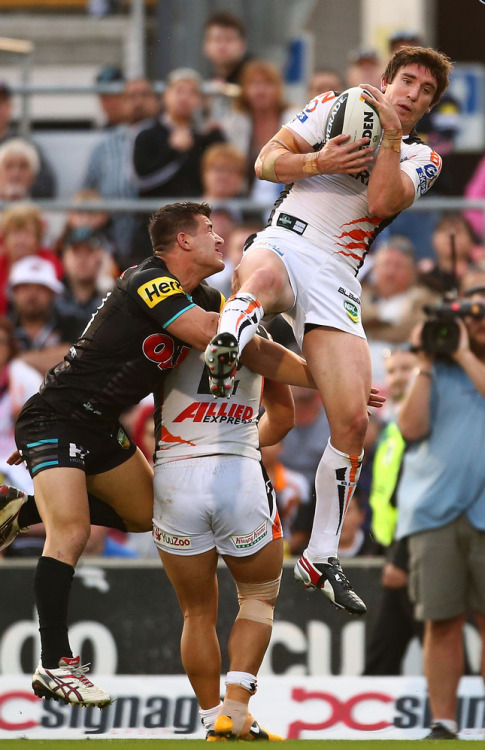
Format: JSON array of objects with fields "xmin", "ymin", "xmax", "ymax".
[{"xmin": 397, "ymin": 103, "xmax": 411, "ymax": 113}]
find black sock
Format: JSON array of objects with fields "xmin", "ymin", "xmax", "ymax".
[
  {"xmin": 87, "ymin": 493, "xmax": 127, "ymax": 531},
  {"xmin": 34, "ymin": 556, "xmax": 74, "ymax": 668},
  {"xmin": 20, "ymin": 493, "xmax": 127, "ymax": 532},
  {"xmin": 19, "ymin": 495, "xmax": 41, "ymax": 528}
]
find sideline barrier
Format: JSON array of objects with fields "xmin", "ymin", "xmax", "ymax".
[{"xmin": 0, "ymin": 674, "xmax": 484, "ymax": 740}]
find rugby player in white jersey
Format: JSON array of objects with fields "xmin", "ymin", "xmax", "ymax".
[{"xmin": 205, "ymin": 46, "xmax": 454, "ymax": 615}]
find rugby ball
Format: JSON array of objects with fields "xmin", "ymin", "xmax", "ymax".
[{"xmin": 324, "ymin": 86, "xmax": 382, "ymax": 147}]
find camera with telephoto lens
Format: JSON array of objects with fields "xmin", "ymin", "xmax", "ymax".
[{"xmin": 421, "ymin": 299, "xmax": 485, "ymax": 355}]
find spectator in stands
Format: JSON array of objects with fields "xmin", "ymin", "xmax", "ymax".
[
  {"xmin": 203, "ymin": 12, "xmax": 249, "ymax": 85},
  {"xmin": 95, "ymin": 66, "xmax": 126, "ymax": 129},
  {"xmin": 132, "ymin": 68, "xmax": 225, "ymax": 262},
  {"xmin": 260, "ymin": 440, "xmax": 310, "ymax": 553},
  {"xmin": 84, "ymin": 78, "xmax": 158, "ymax": 261},
  {"xmin": 0, "ymin": 139, "xmax": 41, "ymax": 202},
  {"xmin": 307, "ymin": 69, "xmax": 344, "ymax": 100},
  {"xmin": 346, "ymin": 48, "xmax": 383, "ymax": 89},
  {"xmin": 361, "ymin": 236, "xmax": 438, "ymax": 387},
  {"xmin": 364, "ymin": 346, "xmax": 423, "ymax": 676},
  {"xmin": 56, "ymin": 226, "xmax": 109, "ymax": 336},
  {"xmin": 221, "ymin": 60, "xmax": 296, "ymax": 205},
  {"xmin": 464, "ymin": 155, "xmax": 485, "ymax": 242},
  {"xmin": 7, "ymin": 256, "xmax": 78, "ymax": 375},
  {"xmin": 0, "ymin": 316, "xmax": 42, "ymax": 493},
  {"xmin": 418, "ymin": 212, "xmax": 482, "ymax": 294},
  {"xmin": 134, "ymin": 68, "xmax": 225, "ymax": 199},
  {"xmin": 201, "ymin": 142, "xmax": 248, "ymax": 203},
  {"xmin": 338, "ymin": 490, "xmax": 380, "ymax": 558},
  {"xmin": 0, "ymin": 202, "xmax": 62, "ymax": 315},
  {"xmin": 0, "ymin": 81, "xmax": 56, "ymax": 197}
]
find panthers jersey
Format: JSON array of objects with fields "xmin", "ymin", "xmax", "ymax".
[
  {"xmin": 154, "ymin": 340, "xmax": 266, "ymax": 463},
  {"xmin": 268, "ymin": 90, "xmax": 442, "ymax": 273},
  {"xmin": 39, "ymin": 255, "xmax": 222, "ymax": 426}
]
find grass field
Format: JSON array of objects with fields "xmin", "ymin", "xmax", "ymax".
[{"xmin": 1, "ymin": 742, "xmax": 479, "ymax": 749}]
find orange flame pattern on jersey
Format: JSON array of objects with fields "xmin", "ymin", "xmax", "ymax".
[
  {"xmin": 159, "ymin": 426, "xmax": 196, "ymax": 448},
  {"xmin": 334, "ymin": 215, "xmax": 382, "ymax": 260}
]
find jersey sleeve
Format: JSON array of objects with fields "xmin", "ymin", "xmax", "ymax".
[
  {"xmin": 283, "ymin": 91, "xmax": 338, "ymax": 151},
  {"xmin": 399, "ymin": 143, "xmax": 442, "ymax": 203},
  {"xmin": 127, "ymin": 265, "xmax": 195, "ymax": 328}
]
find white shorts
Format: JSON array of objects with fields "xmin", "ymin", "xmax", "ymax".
[
  {"xmin": 245, "ymin": 227, "xmax": 366, "ymax": 348},
  {"xmin": 152, "ymin": 454, "xmax": 282, "ymax": 557}
]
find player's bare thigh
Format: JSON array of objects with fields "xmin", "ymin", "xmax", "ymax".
[
  {"xmin": 223, "ymin": 538, "xmax": 284, "ymax": 590},
  {"xmin": 302, "ymin": 326, "xmax": 371, "ymax": 453},
  {"xmin": 33, "ymin": 466, "xmax": 91, "ymax": 566},
  {"xmin": 87, "ymin": 447, "xmax": 154, "ymax": 532},
  {"xmin": 235, "ymin": 245, "xmax": 295, "ymax": 314},
  {"xmin": 158, "ymin": 547, "xmax": 219, "ymax": 615}
]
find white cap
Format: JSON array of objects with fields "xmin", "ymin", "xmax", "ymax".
[{"xmin": 9, "ymin": 255, "xmax": 63, "ymax": 294}]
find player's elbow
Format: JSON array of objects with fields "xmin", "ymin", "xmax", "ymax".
[{"xmin": 367, "ymin": 194, "xmax": 397, "ymax": 219}]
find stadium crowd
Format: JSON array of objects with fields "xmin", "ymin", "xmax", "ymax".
[{"xmin": 0, "ymin": 10, "xmax": 482, "ymax": 587}]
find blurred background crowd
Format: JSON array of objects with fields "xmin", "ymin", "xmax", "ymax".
[{"xmin": 0, "ymin": 0, "xmax": 483, "ymax": 586}]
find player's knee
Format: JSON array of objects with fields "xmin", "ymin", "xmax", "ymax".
[
  {"xmin": 245, "ymin": 266, "xmax": 285, "ymax": 299},
  {"xmin": 235, "ymin": 575, "xmax": 281, "ymax": 627}
]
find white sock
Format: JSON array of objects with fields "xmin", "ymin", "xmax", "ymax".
[
  {"xmin": 434, "ymin": 719, "xmax": 458, "ymax": 734},
  {"xmin": 217, "ymin": 293, "xmax": 264, "ymax": 355},
  {"xmin": 305, "ymin": 439, "xmax": 363, "ymax": 563},
  {"xmin": 199, "ymin": 702, "xmax": 222, "ymax": 732}
]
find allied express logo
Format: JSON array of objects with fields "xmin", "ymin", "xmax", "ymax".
[
  {"xmin": 343, "ymin": 300, "xmax": 359, "ymax": 323},
  {"xmin": 137, "ymin": 277, "xmax": 184, "ymax": 308}
]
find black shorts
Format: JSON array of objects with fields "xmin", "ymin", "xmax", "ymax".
[{"xmin": 15, "ymin": 395, "xmax": 137, "ymax": 478}]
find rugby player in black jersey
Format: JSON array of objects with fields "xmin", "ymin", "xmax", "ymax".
[{"xmin": 1, "ymin": 202, "xmax": 316, "ymax": 708}]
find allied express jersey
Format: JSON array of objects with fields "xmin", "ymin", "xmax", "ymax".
[{"xmin": 38, "ymin": 255, "xmax": 223, "ymax": 426}]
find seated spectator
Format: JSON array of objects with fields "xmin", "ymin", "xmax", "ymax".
[
  {"xmin": 0, "ymin": 81, "xmax": 56, "ymax": 197},
  {"xmin": 418, "ymin": 212, "xmax": 483, "ymax": 294},
  {"xmin": 307, "ymin": 68, "xmax": 344, "ymax": 100},
  {"xmin": 0, "ymin": 138, "xmax": 41, "ymax": 202},
  {"xmin": 361, "ymin": 236, "xmax": 438, "ymax": 387},
  {"xmin": 8, "ymin": 256, "xmax": 79, "ymax": 375},
  {"xmin": 203, "ymin": 11, "xmax": 249, "ymax": 85},
  {"xmin": 260, "ymin": 440, "xmax": 310, "ymax": 554},
  {"xmin": 56, "ymin": 226, "xmax": 111, "ymax": 336},
  {"xmin": 0, "ymin": 202, "xmax": 62, "ymax": 315},
  {"xmin": 83, "ymin": 78, "xmax": 158, "ymax": 262},
  {"xmin": 201, "ymin": 142, "xmax": 248, "ymax": 202},
  {"xmin": 221, "ymin": 60, "xmax": 296, "ymax": 205},
  {"xmin": 55, "ymin": 189, "xmax": 118, "ymax": 280},
  {"xmin": 338, "ymin": 490, "xmax": 380, "ymax": 558},
  {"xmin": 464, "ymin": 155, "xmax": 485, "ymax": 242},
  {"xmin": 95, "ymin": 65, "xmax": 126, "ymax": 129},
  {"xmin": 0, "ymin": 316, "xmax": 42, "ymax": 492},
  {"xmin": 346, "ymin": 48, "xmax": 382, "ymax": 89},
  {"xmin": 132, "ymin": 68, "xmax": 225, "ymax": 262}
]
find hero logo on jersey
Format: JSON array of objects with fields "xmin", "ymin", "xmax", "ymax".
[
  {"xmin": 325, "ymin": 87, "xmax": 382, "ymax": 147},
  {"xmin": 137, "ymin": 277, "xmax": 184, "ymax": 308}
]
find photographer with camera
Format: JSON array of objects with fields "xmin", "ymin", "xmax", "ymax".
[{"xmin": 395, "ymin": 279, "xmax": 485, "ymax": 739}]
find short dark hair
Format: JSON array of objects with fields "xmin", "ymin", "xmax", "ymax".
[
  {"xmin": 148, "ymin": 202, "xmax": 212, "ymax": 254},
  {"xmin": 383, "ymin": 46, "xmax": 453, "ymax": 106},
  {"xmin": 204, "ymin": 12, "xmax": 246, "ymax": 38}
]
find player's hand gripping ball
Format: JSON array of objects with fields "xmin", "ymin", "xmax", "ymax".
[{"xmin": 325, "ymin": 86, "xmax": 382, "ymax": 147}]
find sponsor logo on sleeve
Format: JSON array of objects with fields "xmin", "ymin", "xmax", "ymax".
[
  {"xmin": 343, "ymin": 300, "xmax": 360, "ymax": 323},
  {"xmin": 137, "ymin": 277, "xmax": 184, "ymax": 308},
  {"xmin": 231, "ymin": 521, "xmax": 267, "ymax": 550}
]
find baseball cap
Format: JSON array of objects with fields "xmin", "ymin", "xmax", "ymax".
[
  {"xmin": 9, "ymin": 256, "xmax": 63, "ymax": 294},
  {"xmin": 347, "ymin": 48, "xmax": 380, "ymax": 65},
  {"xmin": 389, "ymin": 29, "xmax": 423, "ymax": 46},
  {"xmin": 95, "ymin": 66, "xmax": 124, "ymax": 85},
  {"xmin": 64, "ymin": 225, "xmax": 102, "ymax": 247},
  {"xmin": 0, "ymin": 81, "xmax": 12, "ymax": 99}
]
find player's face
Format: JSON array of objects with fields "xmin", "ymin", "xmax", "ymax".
[
  {"xmin": 383, "ymin": 64, "xmax": 437, "ymax": 133},
  {"xmin": 192, "ymin": 214, "xmax": 225, "ymax": 275}
]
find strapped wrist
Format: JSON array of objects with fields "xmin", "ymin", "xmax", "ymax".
[
  {"xmin": 381, "ymin": 128, "xmax": 402, "ymax": 153},
  {"xmin": 303, "ymin": 151, "xmax": 320, "ymax": 176}
]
